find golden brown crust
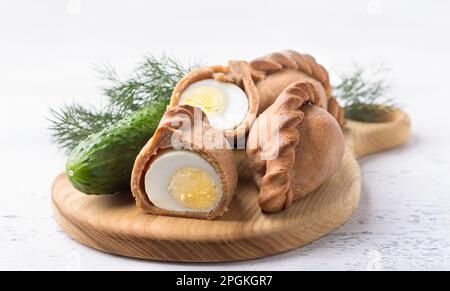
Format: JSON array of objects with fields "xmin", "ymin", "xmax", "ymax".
[
  {"xmin": 247, "ymin": 81, "xmax": 316, "ymax": 212},
  {"xmin": 327, "ymin": 96, "xmax": 346, "ymax": 128},
  {"xmin": 170, "ymin": 61, "xmax": 259, "ymax": 142},
  {"xmin": 253, "ymin": 69, "xmax": 327, "ymax": 112},
  {"xmin": 247, "ymin": 81, "xmax": 344, "ymax": 213},
  {"xmin": 290, "ymin": 104, "xmax": 344, "ymax": 199},
  {"xmin": 250, "ymin": 49, "xmax": 346, "ymax": 127},
  {"xmin": 131, "ymin": 105, "xmax": 238, "ymax": 220}
]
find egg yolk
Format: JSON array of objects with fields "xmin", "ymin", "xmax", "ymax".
[
  {"xmin": 168, "ymin": 166, "xmax": 219, "ymax": 210},
  {"xmin": 182, "ymin": 86, "xmax": 227, "ymax": 114}
]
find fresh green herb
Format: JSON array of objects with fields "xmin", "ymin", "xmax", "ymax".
[
  {"xmin": 98, "ymin": 55, "xmax": 190, "ymax": 114},
  {"xmin": 49, "ymin": 55, "xmax": 192, "ymax": 152},
  {"xmin": 334, "ymin": 65, "xmax": 395, "ymax": 122}
]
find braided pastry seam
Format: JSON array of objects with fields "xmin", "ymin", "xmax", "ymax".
[
  {"xmin": 255, "ymin": 81, "xmax": 320, "ymax": 213},
  {"xmin": 250, "ymin": 49, "xmax": 346, "ymax": 127}
]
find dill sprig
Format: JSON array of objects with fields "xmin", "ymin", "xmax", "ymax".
[
  {"xmin": 48, "ymin": 104, "xmax": 119, "ymax": 151},
  {"xmin": 49, "ymin": 55, "xmax": 192, "ymax": 152},
  {"xmin": 334, "ymin": 65, "xmax": 395, "ymax": 122},
  {"xmin": 98, "ymin": 55, "xmax": 190, "ymax": 114}
]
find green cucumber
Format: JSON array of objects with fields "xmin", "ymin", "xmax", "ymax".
[{"xmin": 66, "ymin": 99, "xmax": 169, "ymax": 194}]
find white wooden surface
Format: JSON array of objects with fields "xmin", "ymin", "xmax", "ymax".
[{"xmin": 1, "ymin": 0, "xmax": 449, "ymax": 270}]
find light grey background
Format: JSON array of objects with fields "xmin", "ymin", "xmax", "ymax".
[{"xmin": 1, "ymin": 0, "xmax": 449, "ymax": 270}]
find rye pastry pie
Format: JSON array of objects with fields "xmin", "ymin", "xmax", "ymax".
[
  {"xmin": 250, "ymin": 49, "xmax": 346, "ymax": 127},
  {"xmin": 131, "ymin": 105, "xmax": 238, "ymax": 219},
  {"xmin": 170, "ymin": 61, "xmax": 259, "ymax": 145},
  {"xmin": 247, "ymin": 81, "xmax": 345, "ymax": 213}
]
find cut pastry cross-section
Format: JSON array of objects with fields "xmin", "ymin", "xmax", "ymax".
[
  {"xmin": 170, "ymin": 61, "xmax": 259, "ymax": 143},
  {"xmin": 144, "ymin": 150, "xmax": 222, "ymax": 213},
  {"xmin": 131, "ymin": 105, "xmax": 238, "ymax": 219},
  {"xmin": 179, "ymin": 79, "xmax": 249, "ymax": 131}
]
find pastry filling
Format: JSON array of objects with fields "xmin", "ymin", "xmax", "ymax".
[
  {"xmin": 182, "ymin": 86, "xmax": 227, "ymax": 114},
  {"xmin": 144, "ymin": 150, "xmax": 222, "ymax": 212},
  {"xmin": 179, "ymin": 79, "xmax": 249, "ymax": 130},
  {"xmin": 168, "ymin": 166, "xmax": 218, "ymax": 210}
]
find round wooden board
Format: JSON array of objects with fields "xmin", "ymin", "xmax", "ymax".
[{"xmin": 51, "ymin": 110, "xmax": 411, "ymax": 262}]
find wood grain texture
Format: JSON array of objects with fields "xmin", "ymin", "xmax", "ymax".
[
  {"xmin": 344, "ymin": 110, "xmax": 411, "ymax": 159},
  {"xmin": 51, "ymin": 110, "xmax": 411, "ymax": 262}
]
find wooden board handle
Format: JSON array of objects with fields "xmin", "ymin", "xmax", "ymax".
[{"xmin": 344, "ymin": 110, "xmax": 411, "ymax": 159}]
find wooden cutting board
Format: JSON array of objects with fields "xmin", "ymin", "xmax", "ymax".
[{"xmin": 51, "ymin": 110, "xmax": 411, "ymax": 262}]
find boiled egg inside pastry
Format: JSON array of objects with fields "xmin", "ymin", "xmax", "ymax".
[
  {"xmin": 179, "ymin": 79, "xmax": 249, "ymax": 130},
  {"xmin": 144, "ymin": 150, "xmax": 222, "ymax": 212}
]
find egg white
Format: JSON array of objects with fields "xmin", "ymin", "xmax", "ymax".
[
  {"xmin": 144, "ymin": 150, "xmax": 222, "ymax": 213},
  {"xmin": 179, "ymin": 79, "xmax": 249, "ymax": 130}
]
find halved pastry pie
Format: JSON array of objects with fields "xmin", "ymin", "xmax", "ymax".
[
  {"xmin": 131, "ymin": 105, "xmax": 238, "ymax": 219},
  {"xmin": 170, "ymin": 61, "xmax": 259, "ymax": 146}
]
